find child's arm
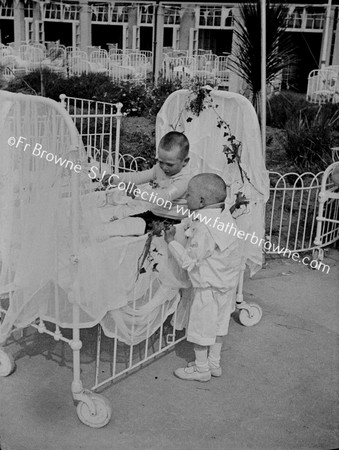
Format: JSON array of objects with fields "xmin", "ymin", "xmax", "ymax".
[
  {"xmin": 136, "ymin": 171, "xmax": 191, "ymax": 205},
  {"xmin": 165, "ymin": 225, "xmax": 214, "ymax": 272},
  {"xmin": 102, "ymin": 167, "xmax": 156, "ymax": 188},
  {"xmin": 159, "ymin": 175, "xmax": 190, "ymax": 203}
]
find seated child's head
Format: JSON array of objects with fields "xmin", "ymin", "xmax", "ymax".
[
  {"xmin": 158, "ymin": 131, "xmax": 190, "ymax": 176},
  {"xmin": 186, "ymin": 173, "xmax": 227, "ymax": 211}
]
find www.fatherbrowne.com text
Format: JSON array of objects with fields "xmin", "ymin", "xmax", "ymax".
[
  {"xmin": 97, "ymin": 172, "xmax": 330, "ymax": 273},
  {"xmin": 8, "ymin": 138, "xmax": 329, "ymax": 274},
  {"xmin": 175, "ymin": 205, "xmax": 330, "ymax": 274}
]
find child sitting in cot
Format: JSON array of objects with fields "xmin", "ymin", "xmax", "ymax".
[
  {"xmin": 164, "ymin": 173, "xmax": 242, "ymax": 382},
  {"xmin": 102, "ymin": 131, "xmax": 195, "ymax": 224},
  {"xmin": 100, "ymin": 130, "xmax": 247, "ymax": 228}
]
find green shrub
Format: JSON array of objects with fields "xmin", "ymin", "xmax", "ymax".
[
  {"xmin": 146, "ymin": 77, "xmax": 183, "ymax": 116},
  {"xmin": 315, "ymin": 102, "xmax": 339, "ymax": 132},
  {"xmin": 94, "ymin": 77, "xmax": 182, "ymax": 116},
  {"xmin": 267, "ymin": 91, "xmax": 315, "ymax": 128},
  {"xmin": 95, "ymin": 80, "xmax": 150, "ymax": 116},
  {"xmin": 62, "ymin": 72, "xmax": 113, "ymax": 100},
  {"xmin": 6, "ymin": 68, "xmax": 64, "ymax": 97},
  {"xmin": 267, "ymin": 90, "xmax": 339, "ymax": 132},
  {"xmin": 5, "ymin": 71, "xmax": 182, "ymax": 117},
  {"xmin": 284, "ymin": 105, "xmax": 339, "ymax": 172},
  {"xmin": 120, "ymin": 128, "xmax": 156, "ymax": 170}
]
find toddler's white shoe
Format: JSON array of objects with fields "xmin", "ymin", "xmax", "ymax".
[
  {"xmin": 187, "ymin": 361, "xmax": 222, "ymax": 377},
  {"xmin": 174, "ymin": 365, "xmax": 211, "ymax": 382}
]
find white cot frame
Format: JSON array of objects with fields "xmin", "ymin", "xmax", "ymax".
[
  {"xmin": 2, "ymin": 93, "xmax": 338, "ymax": 427},
  {"xmin": 0, "ymin": 92, "xmax": 187, "ymax": 428}
]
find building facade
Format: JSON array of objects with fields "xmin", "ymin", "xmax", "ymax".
[{"xmin": 0, "ymin": 0, "xmax": 338, "ymax": 90}]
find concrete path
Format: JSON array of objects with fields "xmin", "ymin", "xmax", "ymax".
[{"xmin": 0, "ymin": 250, "xmax": 338, "ymax": 450}]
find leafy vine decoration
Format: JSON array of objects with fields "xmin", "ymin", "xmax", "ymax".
[
  {"xmin": 172, "ymin": 83, "xmax": 262, "ymax": 195},
  {"xmin": 136, "ymin": 220, "xmax": 172, "ymax": 279}
]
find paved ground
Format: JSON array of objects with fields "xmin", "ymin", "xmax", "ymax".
[{"xmin": 0, "ymin": 250, "xmax": 338, "ymax": 450}]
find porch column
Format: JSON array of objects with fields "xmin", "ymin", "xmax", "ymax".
[
  {"xmin": 179, "ymin": 6, "xmax": 196, "ymax": 51},
  {"xmin": 230, "ymin": 6, "xmax": 239, "ymax": 56},
  {"xmin": 32, "ymin": 0, "xmax": 41, "ymax": 43},
  {"xmin": 229, "ymin": 6, "xmax": 244, "ymax": 93},
  {"xmin": 154, "ymin": 4, "xmax": 164, "ymax": 84},
  {"xmin": 79, "ymin": 0, "xmax": 91, "ymax": 52},
  {"xmin": 128, "ymin": 6, "xmax": 138, "ymax": 50},
  {"xmin": 320, "ymin": 0, "xmax": 333, "ymax": 67},
  {"xmin": 13, "ymin": 0, "xmax": 25, "ymax": 49},
  {"xmin": 331, "ymin": 16, "xmax": 339, "ymax": 65}
]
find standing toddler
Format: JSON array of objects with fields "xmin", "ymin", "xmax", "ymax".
[{"xmin": 164, "ymin": 173, "xmax": 241, "ymax": 381}]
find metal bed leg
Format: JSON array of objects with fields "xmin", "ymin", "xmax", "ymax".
[
  {"xmin": 0, "ymin": 294, "xmax": 15, "ymax": 377},
  {"xmin": 0, "ymin": 347, "xmax": 15, "ymax": 377},
  {"xmin": 70, "ymin": 304, "xmax": 112, "ymax": 428},
  {"xmin": 235, "ymin": 264, "xmax": 263, "ymax": 327}
]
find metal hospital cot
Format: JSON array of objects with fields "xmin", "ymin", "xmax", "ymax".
[
  {"xmin": 313, "ymin": 161, "xmax": 339, "ymax": 261},
  {"xmin": 0, "ymin": 88, "xmax": 268, "ymax": 428}
]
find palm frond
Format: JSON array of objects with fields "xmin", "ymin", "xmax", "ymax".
[{"xmin": 229, "ymin": 1, "xmax": 298, "ymax": 108}]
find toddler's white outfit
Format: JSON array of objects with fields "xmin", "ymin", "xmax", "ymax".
[{"xmin": 168, "ymin": 206, "xmax": 242, "ymax": 381}]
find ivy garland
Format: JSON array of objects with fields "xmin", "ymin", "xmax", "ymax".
[
  {"xmin": 136, "ymin": 220, "xmax": 172, "ymax": 278},
  {"xmin": 176, "ymin": 83, "xmax": 261, "ymax": 192},
  {"xmin": 185, "ymin": 84, "xmax": 243, "ymax": 173}
]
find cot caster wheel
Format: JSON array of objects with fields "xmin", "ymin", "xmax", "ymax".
[
  {"xmin": 76, "ymin": 394, "xmax": 112, "ymax": 428},
  {"xmin": 0, "ymin": 349, "xmax": 15, "ymax": 377},
  {"xmin": 312, "ymin": 248, "xmax": 324, "ymax": 263},
  {"xmin": 239, "ymin": 304, "xmax": 262, "ymax": 327}
]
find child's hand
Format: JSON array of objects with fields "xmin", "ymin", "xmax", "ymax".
[
  {"xmin": 101, "ymin": 173, "xmax": 113, "ymax": 187},
  {"xmin": 164, "ymin": 225, "xmax": 176, "ymax": 243},
  {"xmin": 235, "ymin": 192, "xmax": 249, "ymax": 209},
  {"xmin": 149, "ymin": 180, "xmax": 159, "ymax": 189},
  {"xmin": 126, "ymin": 183, "xmax": 139, "ymax": 199}
]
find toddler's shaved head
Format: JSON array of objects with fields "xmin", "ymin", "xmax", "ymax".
[{"xmin": 189, "ymin": 173, "xmax": 227, "ymax": 205}]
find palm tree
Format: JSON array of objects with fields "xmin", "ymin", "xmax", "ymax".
[{"xmin": 229, "ymin": 1, "xmax": 297, "ymax": 113}]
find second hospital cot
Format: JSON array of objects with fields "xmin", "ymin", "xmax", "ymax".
[{"xmin": 0, "ymin": 88, "xmax": 269, "ymax": 427}]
